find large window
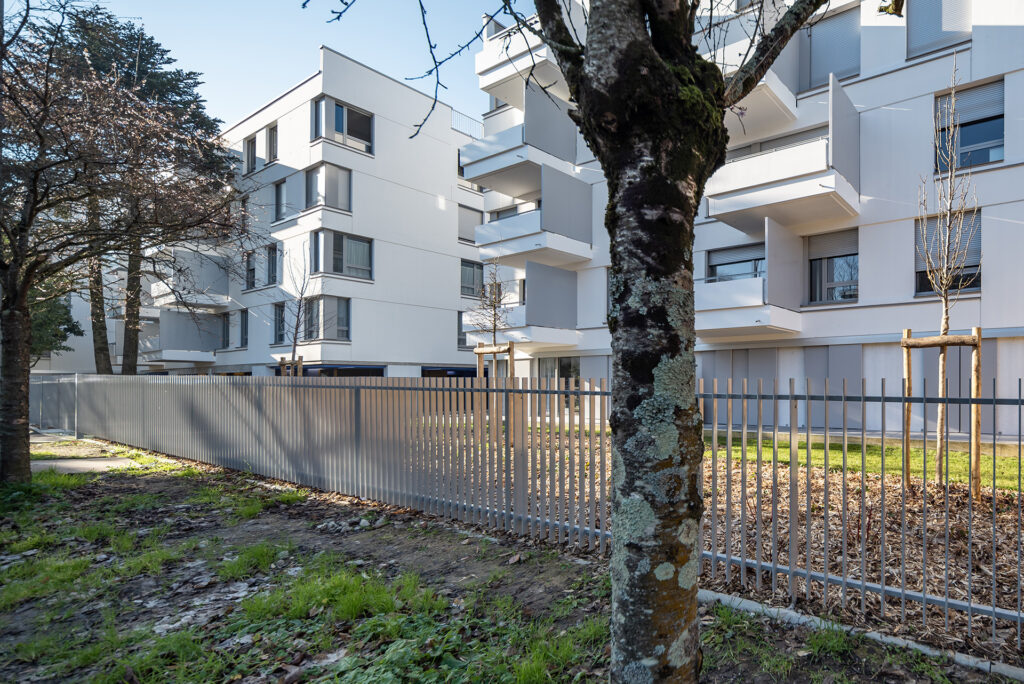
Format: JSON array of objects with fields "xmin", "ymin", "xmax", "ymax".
[
  {"xmin": 267, "ymin": 124, "xmax": 278, "ymax": 162},
  {"xmin": 808, "ymin": 229, "xmax": 858, "ymax": 304},
  {"xmin": 314, "ymin": 230, "xmax": 372, "ymax": 279},
  {"xmin": 334, "ymin": 102, "xmax": 373, "ymax": 153},
  {"xmin": 907, "ymin": 0, "xmax": 971, "ymax": 58},
  {"xmin": 273, "ymin": 303, "xmax": 286, "ymax": 344},
  {"xmin": 936, "ymin": 81, "xmax": 1003, "ymax": 171},
  {"xmin": 707, "ymin": 244, "xmax": 765, "ymax": 282},
  {"xmin": 302, "ymin": 298, "xmax": 320, "ymax": 341},
  {"xmin": 915, "ymin": 213, "xmax": 981, "ymax": 294},
  {"xmin": 304, "ymin": 163, "xmax": 351, "ymax": 212},
  {"xmin": 244, "ymin": 252, "xmax": 256, "ymax": 290},
  {"xmin": 312, "ymin": 97, "xmax": 325, "ymax": 140},
  {"xmin": 273, "ymin": 180, "xmax": 286, "ymax": 221},
  {"xmin": 265, "ymin": 244, "xmax": 278, "ymax": 285},
  {"xmin": 239, "ymin": 309, "xmax": 248, "ymax": 348},
  {"xmin": 801, "ymin": 8, "xmax": 860, "ymax": 91},
  {"xmin": 335, "ymin": 298, "xmax": 351, "ymax": 341},
  {"xmin": 461, "ymin": 260, "xmax": 484, "ymax": 297},
  {"xmin": 244, "ymin": 136, "xmax": 257, "ymax": 174},
  {"xmin": 220, "ymin": 313, "xmax": 230, "ymax": 349},
  {"xmin": 457, "ymin": 311, "xmax": 470, "ymax": 350}
]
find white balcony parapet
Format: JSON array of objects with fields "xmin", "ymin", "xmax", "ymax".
[
  {"xmin": 706, "ymin": 76, "xmax": 860, "ymax": 233},
  {"xmin": 695, "ymin": 276, "xmax": 801, "ymax": 339}
]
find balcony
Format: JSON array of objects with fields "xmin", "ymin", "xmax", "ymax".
[
  {"xmin": 475, "ymin": 16, "xmax": 571, "ymax": 106},
  {"xmin": 706, "ymin": 77, "xmax": 860, "ymax": 233},
  {"xmin": 151, "ymin": 282, "xmax": 230, "ymax": 310},
  {"xmin": 138, "ymin": 336, "xmax": 216, "ymax": 365},
  {"xmin": 463, "ymin": 261, "xmax": 578, "ymax": 351},
  {"xmin": 459, "ymin": 83, "xmax": 583, "ymax": 197},
  {"xmin": 695, "ymin": 277, "xmax": 801, "ymax": 340},
  {"xmin": 474, "ymin": 167, "xmax": 593, "ymax": 267}
]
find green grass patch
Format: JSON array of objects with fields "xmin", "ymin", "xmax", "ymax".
[
  {"xmin": 32, "ymin": 469, "xmax": 93, "ymax": 490},
  {"xmin": 709, "ymin": 436, "xmax": 1022, "ymax": 491},
  {"xmin": 807, "ymin": 626, "xmax": 856, "ymax": 660},
  {"xmin": 232, "ymin": 496, "xmax": 265, "ymax": 520},
  {"xmin": 272, "ymin": 489, "xmax": 308, "ymax": 505},
  {"xmin": 217, "ymin": 542, "xmax": 281, "ymax": 580},
  {"xmin": 8, "ymin": 531, "xmax": 58, "ymax": 554},
  {"xmin": 0, "ymin": 555, "xmax": 93, "ymax": 610}
]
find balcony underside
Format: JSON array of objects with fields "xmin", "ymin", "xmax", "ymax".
[
  {"xmin": 724, "ymin": 71, "xmax": 797, "ymax": 139},
  {"xmin": 478, "ymin": 230, "xmax": 591, "ymax": 268},
  {"xmin": 708, "ymin": 170, "xmax": 860, "ymax": 234},
  {"xmin": 696, "ymin": 304, "xmax": 801, "ymax": 342},
  {"xmin": 467, "ymin": 326, "xmax": 578, "ymax": 352},
  {"xmin": 140, "ymin": 349, "xmax": 216, "ymax": 364},
  {"xmin": 152, "ymin": 292, "xmax": 231, "ymax": 311}
]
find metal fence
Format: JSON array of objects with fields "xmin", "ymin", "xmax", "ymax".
[{"xmin": 28, "ymin": 374, "xmax": 1024, "ymax": 664}]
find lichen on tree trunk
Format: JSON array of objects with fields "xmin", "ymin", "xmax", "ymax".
[{"xmin": 578, "ymin": 41, "xmax": 727, "ymax": 683}]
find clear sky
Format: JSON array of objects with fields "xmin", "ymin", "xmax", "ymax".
[{"xmin": 96, "ymin": 0, "xmax": 502, "ymax": 130}]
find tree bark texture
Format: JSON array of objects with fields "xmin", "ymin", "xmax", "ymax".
[
  {"xmin": 88, "ymin": 257, "xmax": 113, "ymax": 375},
  {"xmin": 1, "ymin": 294, "xmax": 33, "ymax": 483},
  {"xmin": 120, "ymin": 240, "xmax": 142, "ymax": 375},
  {"xmin": 570, "ymin": 31, "xmax": 727, "ymax": 684}
]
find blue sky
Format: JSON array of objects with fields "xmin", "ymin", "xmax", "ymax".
[{"xmin": 96, "ymin": 0, "xmax": 502, "ymax": 129}]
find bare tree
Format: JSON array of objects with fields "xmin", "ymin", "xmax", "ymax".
[
  {"xmin": 464, "ymin": 260, "xmax": 510, "ymax": 374},
  {"xmin": 312, "ymin": 0, "xmax": 837, "ymax": 678},
  {"xmin": 918, "ymin": 60, "xmax": 979, "ymax": 482}
]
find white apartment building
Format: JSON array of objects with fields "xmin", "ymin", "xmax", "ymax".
[
  {"xmin": 140, "ymin": 48, "xmax": 486, "ymax": 377},
  {"xmin": 460, "ymin": 1, "xmax": 1024, "ymax": 433}
]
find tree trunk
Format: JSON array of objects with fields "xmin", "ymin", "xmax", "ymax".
[
  {"xmin": 0, "ymin": 293, "xmax": 34, "ymax": 483},
  {"xmin": 120, "ymin": 240, "xmax": 142, "ymax": 375},
  {"xmin": 935, "ymin": 305, "xmax": 950, "ymax": 482},
  {"xmin": 88, "ymin": 257, "xmax": 113, "ymax": 375}
]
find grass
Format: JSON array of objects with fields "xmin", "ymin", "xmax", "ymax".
[
  {"xmin": 217, "ymin": 542, "xmax": 282, "ymax": 580},
  {"xmin": 807, "ymin": 626, "xmax": 857, "ymax": 660},
  {"xmin": 709, "ymin": 436, "xmax": 1023, "ymax": 491},
  {"xmin": 0, "ymin": 555, "xmax": 93, "ymax": 610}
]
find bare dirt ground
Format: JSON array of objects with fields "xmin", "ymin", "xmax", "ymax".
[{"xmin": 0, "ymin": 441, "xmax": 1006, "ymax": 682}]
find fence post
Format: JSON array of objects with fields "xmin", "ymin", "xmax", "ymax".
[{"xmin": 74, "ymin": 373, "xmax": 80, "ymax": 439}]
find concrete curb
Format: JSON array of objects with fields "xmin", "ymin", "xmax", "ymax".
[{"xmin": 697, "ymin": 589, "xmax": 1024, "ymax": 682}]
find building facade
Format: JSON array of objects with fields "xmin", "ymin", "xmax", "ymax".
[
  {"xmin": 138, "ymin": 47, "xmax": 485, "ymax": 377},
  {"xmin": 460, "ymin": 1, "xmax": 1024, "ymax": 433}
]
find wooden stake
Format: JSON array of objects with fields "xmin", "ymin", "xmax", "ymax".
[
  {"xmin": 902, "ymin": 328, "xmax": 912, "ymax": 479},
  {"xmin": 970, "ymin": 326, "xmax": 982, "ymax": 501},
  {"xmin": 476, "ymin": 343, "xmax": 485, "ymax": 378}
]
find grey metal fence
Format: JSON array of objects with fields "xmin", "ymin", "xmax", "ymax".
[{"xmin": 27, "ymin": 374, "xmax": 1024, "ymax": 664}]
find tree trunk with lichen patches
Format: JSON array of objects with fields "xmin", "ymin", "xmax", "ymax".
[{"xmin": 580, "ymin": 44, "xmax": 727, "ymax": 684}]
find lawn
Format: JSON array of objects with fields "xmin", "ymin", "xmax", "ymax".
[
  {"xmin": 0, "ymin": 440, "xmax": 1000, "ymax": 682},
  {"xmin": 707, "ymin": 436, "xmax": 1022, "ymax": 492}
]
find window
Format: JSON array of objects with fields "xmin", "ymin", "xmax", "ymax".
[
  {"xmin": 707, "ymin": 244, "xmax": 765, "ymax": 282},
  {"xmin": 244, "ymin": 136, "xmax": 257, "ymax": 174},
  {"xmin": 302, "ymin": 298, "xmax": 320, "ymax": 341},
  {"xmin": 457, "ymin": 311, "xmax": 470, "ymax": 349},
  {"xmin": 458, "ymin": 205, "xmax": 482, "ymax": 243},
  {"xmin": 519, "ymin": 279, "xmax": 526, "ymax": 305},
  {"xmin": 244, "ymin": 252, "xmax": 256, "ymax": 290},
  {"xmin": 318, "ymin": 231, "xmax": 373, "ymax": 279},
  {"xmin": 265, "ymin": 244, "xmax": 278, "ymax": 285},
  {"xmin": 220, "ymin": 313, "xmax": 230, "ymax": 349},
  {"xmin": 304, "ymin": 164, "xmax": 351, "ymax": 211},
  {"xmin": 490, "ymin": 206, "xmax": 518, "ymax": 222},
  {"xmin": 310, "ymin": 231, "xmax": 322, "ymax": 274},
  {"xmin": 334, "ymin": 101, "xmax": 374, "ymax": 153},
  {"xmin": 312, "ymin": 97, "xmax": 325, "ymax": 139},
  {"xmin": 915, "ymin": 213, "xmax": 981, "ymax": 294},
  {"xmin": 273, "ymin": 180, "xmax": 286, "ymax": 221},
  {"xmin": 267, "ymin": 124, "xmax": 278, "ymax": 162},
  {"xmin": 457, "ymin": 151, "xmax": 481, "ymax": 192},
  {"xmin": 808, "ymin": 229, "xmax": 858, "ymax": 304},
  {"xmin": 239, "ymin": 196, "xmax": 248, "ymax": 231},
  {"xmin": 801, "ymin": 8, "xmax": 860, "ymax": 91},
  {"xmin": 273, "ymin": 303, "xmax": 286, "ymax": 344},
  {"xmin": 907, "ymin": 0, "xmax": 971, "ymax": 58},
  {"xmin": 461, "ymin": 260, "xmax": 484, "ymax": 297},
  {"xmin": 239, "ymin": 309, "xmax": 248, "ymax": 347},
  {"xmin": 305, "ymin": 166, "xmax": 322, "ymax": 209},
  {"xmin": 936, "ymin": 81, "xmax": 1003, "ymax": 171},
  {"xmin": 335, "ymin": 297, "xmax": 351, "ymax": 341}
]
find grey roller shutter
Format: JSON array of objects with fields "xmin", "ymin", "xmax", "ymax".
[
  {"xmin": 914, "ymin": 212, "xmax": 981, "ymax": 271},
  {"xmin": 458, "ymin": 205, "xmax": 482, "ymax": 242},
  {"xmin": 937, "ymin": 80, "xmax": 1003, "ymax": 125},
  {"xmin": 808, "ymin": 228, "xmax": 858, "ymax": 259},
  {"xmin": 708, "ymin": 243, "xmax": 765, "ymax": 265},
  {"xmin": 908, "ymin": 0, "xmax": 972, "ymax": 58},
  {"xmin": 804, "ymin": 9, "xmax": 860, "ymax": 90}
]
